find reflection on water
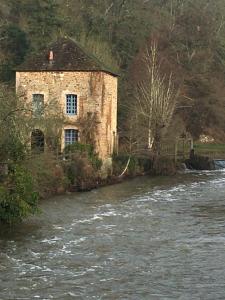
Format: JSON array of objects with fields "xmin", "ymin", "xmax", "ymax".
[{"xmin": 1, "ymin": 171, "xmax": 225, "ymax": 299}]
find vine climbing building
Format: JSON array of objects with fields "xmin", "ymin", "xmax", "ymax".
[{"xmin": 16, "ymin": 37, "xmax": 118, "ymax": 170}]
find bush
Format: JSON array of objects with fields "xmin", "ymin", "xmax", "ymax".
[
  {"xmin": 64, "ymin": 142, "xmax": 102, "ymax": 170},
  {"xmin": 63, "ymin": 152, "xmax": 98, "ymax": 191},
  {"xmin": 152, "ymin": 156, "xmax": 176, "ymax": 175},
  {"xmin": 112, "ymin": 154, "xmax": 152, "ymax": 176},
  {"xmin": 185, "ymin": 154, "xmax": 215, "ymax": 170},
  {"xmin": 0, "ymin": 135, "xmax": 26, "ymax": 162},
  {"xmin": 137, "ymin": 157, "xmax": 153, "ymax": 173},
  {"xmin": 0, "ymin": 165, "xmax": 39, "ymax": 224},
  {"xmin": 25, "ymin": 153, "xmax": 68, "ymax": 198}
]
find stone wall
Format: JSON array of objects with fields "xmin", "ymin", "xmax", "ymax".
[{"xmin": 16, "ymin": 71, "xmax": 117, "ymax": 161}]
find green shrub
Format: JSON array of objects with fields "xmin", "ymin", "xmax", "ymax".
[
  {"xmin": 64, "ymin": 143, "xmax": 93, "ymax": 156},
  {"xmin": 0, "ymin": 135, "xmax": 26, "ymax": 162},
  {"xmin": 63, "ymin": 152, "xmax": 98, "ymax": 190},
  {"xmin": 64, "ymin": 142, "xmax": 102, "ymax": 170},
  {"xmin": 25, "ymin": 153, "xmax": 68, "ymax": 198},
  {"xmin": 0, "ymin": 165, "xmax": 39, "ymax": 224},
  {"xmin": 112, "ymin": 154, "xmax": 152, "ymax": 176},
  {"xmin": 152, "ymin": 156, "xmax": 176, "ymax": 175},
  {"xmin": 137, "ymin": 157, "xmax": 153, "ymax": 173},
  {"xmin": 185, "ymin": 154, "xmax": 215, "ymax": 170}
]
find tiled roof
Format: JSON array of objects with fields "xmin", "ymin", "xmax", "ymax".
[{"xmin": 16, "ymin": 37, "xmax": 118, "ymax": 77}]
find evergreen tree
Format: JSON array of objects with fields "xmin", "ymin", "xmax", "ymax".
[
  {"xmin": 0, "ymin": 24, "xmax": 29, "ymax": 82},
  {"xmin": 23, "ymin": 0, "xmax": 62, "ymax": 51}
]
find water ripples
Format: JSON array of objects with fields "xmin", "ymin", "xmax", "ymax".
[{"xmin": 1, "ymin": 171, "xmax": 225, "ymax": 299}]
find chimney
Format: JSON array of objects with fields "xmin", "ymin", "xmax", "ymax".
[{"xmin": 49, "ymin": 50, "xmax": 54, "ymax": 63}]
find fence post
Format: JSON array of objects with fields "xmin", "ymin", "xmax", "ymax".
[
  {"xmin": 190, "ymin": 138, "xmax": 194, "ymax": 150},
  {"xmin": 174, "ymin": 139, "xmax": 178, "ymax": 163}
]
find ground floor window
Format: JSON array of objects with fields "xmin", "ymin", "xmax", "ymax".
[
  {"xmin": 31, "ymin": 129, "xmax": 45, "ymax": 152},
  {"xmin": 65, "ymin": 129, "xmax": 79, "ymax": 145}
]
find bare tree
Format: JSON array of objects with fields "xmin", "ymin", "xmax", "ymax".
[
  {"xmin": 134, "ymin": 41, "xmax": 179, "ymax": 156},
  {"xmin": 21, "ymin": 95, "xmax": 65, "ymax": 153},
  {"xmin": 0, "ymin": 84, "xmax": 65, "ymax": 160}
]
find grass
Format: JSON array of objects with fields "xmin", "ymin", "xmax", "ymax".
[
  {"xmin": 194, "ymin": 143, "xmax": 225, "ymax": 150},
  {"xmin": 193, "ymin": 143, "xmax": 225, "ymax": 158},
  {"xmin": 159, "ymin": 140, "xmax": 225, "ymax": 159}
]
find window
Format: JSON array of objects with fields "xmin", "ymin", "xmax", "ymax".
[
  {"xmin": 66, "ymin": 94, "xmax": 77, "ymax": 115},
  {"xmin": 65, "ymin": 129, "xmax": 79, "ymax": 145},
  {"xmin": 31, "ymin": 129, "xmax": 45, "ymax": 153},
  {"xmin": 33, "ymin": 94, "xmax": 44, "ymax": 117}
]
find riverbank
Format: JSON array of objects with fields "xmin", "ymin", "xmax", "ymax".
[
  {"xmin": 47, "ymin": 154, "xmax": 177, "ymax": 194},
  {"xmin": 3, "ymin": 149, "xmax": 216, "ymax": 225},
  {"xmin": 1, "ymin": 150, "xmax": 176, "ymax": 224},
  {"xmin": 67, "ymin": 172, "xmax": 150, "ymax": 193}
]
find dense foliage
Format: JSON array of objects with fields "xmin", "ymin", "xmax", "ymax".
[
  {"xmin": 0, "ymin": 165, "xmax": 39, "ymax": 224},
  {"xmin": 64, "ymin": 142, "xmax": 102, "ymax": 170},
  {"xmin": 64, "ymin": 142, "xmax": 102, "ymax": 189},
  {"xmin": 0, "ymin": 86, "xmax": 39, "ymax": 224}
]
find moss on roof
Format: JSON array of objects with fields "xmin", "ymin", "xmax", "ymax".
[{"xmin": 16, "ymin": 37, "xmax": 118, "ymax": 77}]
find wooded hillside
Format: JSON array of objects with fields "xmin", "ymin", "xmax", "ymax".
[{"xmin": 1, "ymin": 0, "xmax": 225, "ymax": 141}]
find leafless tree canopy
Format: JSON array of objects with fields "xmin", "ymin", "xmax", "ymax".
[{"xmin": 134, "ymin": 41, "xmax": 179, "ymax": 154}]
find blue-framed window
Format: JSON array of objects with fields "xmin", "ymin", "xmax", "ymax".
[
  {"xmin": 33, "ymin": 94, "xmax": 44, "ymax": 117},
  {"xmin": 66, "ymin": 94, "xmax": 77, "ymax": 115},
  {"xmin": 65, "ymin": 129, "xmax": 79, "ymax": 145}
]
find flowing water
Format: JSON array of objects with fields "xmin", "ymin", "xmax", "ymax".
[{"xmin": 1, "ymin": 171, "xmax": 225, "ymax": 299}]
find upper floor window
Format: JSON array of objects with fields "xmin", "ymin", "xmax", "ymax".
[
  {"xmin": 33, "ymin": 94, "xmax": 44, "ymax": 117},
  {"xmin": 66, "ymin": 94, "xmax": 77, "ymax": 115},
  {"xmin": 65, "ymin": 129, "xmax": 79, "ymax": 146}
]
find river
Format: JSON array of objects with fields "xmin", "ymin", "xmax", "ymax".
[{"xmin": 1, "ymin": 170, "xmax": 225, "ymax": 299}]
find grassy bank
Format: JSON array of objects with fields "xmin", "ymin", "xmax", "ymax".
[{"xmin": 193, "ymin": 143, "xmax": 225, "ymax": 159}]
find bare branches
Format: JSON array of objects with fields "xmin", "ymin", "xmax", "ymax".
[
  {"xmin": 0, "ymin": 107, "xmax": 32, "ymax": 126},
  {"xmin": 105, "ymin": 2, "xmax": 114, "ymax": 16},
  {"xmin": 135, "ymin": 41, "xmax": 179, "ymax": 153},
  {"xmin": 0, "ymin": 84, "xmax": 65, "ymax": 155}
]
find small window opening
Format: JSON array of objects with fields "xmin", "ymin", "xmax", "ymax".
[{"xmin": 66, "ymin": 94, "xmax": 77, "ymax": 115}]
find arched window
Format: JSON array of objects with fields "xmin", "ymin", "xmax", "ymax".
[{"xmin": 66, "ymin": 94, "xmax": 77, "ymax": 115}]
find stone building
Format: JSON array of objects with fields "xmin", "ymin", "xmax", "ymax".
[{"xmin": 16, "ymin": 37, "xmax": 118, "ymax": 169}]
